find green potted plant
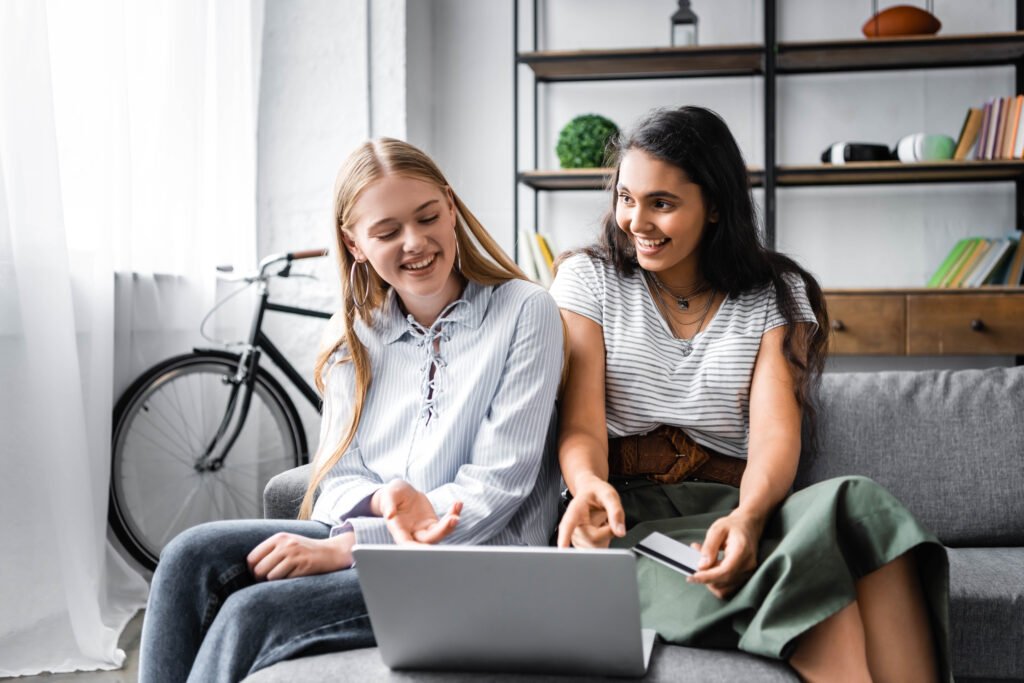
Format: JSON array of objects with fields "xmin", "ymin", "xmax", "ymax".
[{"xmin": 556, "ymin": 114, "xmax": 619, "ymax": 169}]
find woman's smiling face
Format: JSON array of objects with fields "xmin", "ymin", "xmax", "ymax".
[
  {"xmin": 615, "ymin": 148, "xmax": 717, "ymax": 287},
  {"xmin": 343, "ymin": 174, "xmax": 463, "ymax": 323}
]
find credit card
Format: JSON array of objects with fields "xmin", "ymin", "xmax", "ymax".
[{"xmin": 632, "ymin": 531, "xmax": 704, "ymax": 576}]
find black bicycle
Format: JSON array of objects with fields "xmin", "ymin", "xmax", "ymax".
[{"xmin": 109, "ymin": 249, "xmax": 332, "ymax": 569}]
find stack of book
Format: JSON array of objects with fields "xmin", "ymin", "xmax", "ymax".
[
  {"xmin": 926, "ymin": 236, "xmax": 1024, "ymax": 287},
  {"xmin": 954, "ymin": 95, "xmax": 1024, "ymax": 161},
  {"xmin": 517, "ymin": 230, "xmax": 558, "ymax": 287}
]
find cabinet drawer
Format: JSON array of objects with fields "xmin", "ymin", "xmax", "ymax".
[
  {"xmin": 907, "ymin": 294, "xmax": 1024, "ymax": 355},
  {"xmin": 825, "ymin": 295, "xmax": 905, "ymax": 355}
]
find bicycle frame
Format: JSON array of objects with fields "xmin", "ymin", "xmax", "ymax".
[{"xmin": 196, "ymin": 250, "xmax": 332, "ymax": 471}]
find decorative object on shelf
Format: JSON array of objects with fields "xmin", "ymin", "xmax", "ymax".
[
  {"xmin": 894, "ymin": 133, "xmax": 955, "ymax": 162},
  {"xmin": 862, "ymin": 1, "xmax": 941, "ymax": 38},
  {"xmin": 820, "ymin": 142, "xmax": 893, "ymax": 164},
  {"xmin": 670, "ymin": 0, "xmax": 699, "ymax": 46},
  {"xmin": 555, "ymin": 114, "xmax": 619, "ymax": 169}
]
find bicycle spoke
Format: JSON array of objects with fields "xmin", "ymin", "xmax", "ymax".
[
  {"xmin": 205, "ymin": 475, "xmax": 228, "ymax": 520},
  {"xmin": 146, "ymin": 391, "xmax": 204, "ymax": 459},
  {"xmin": 132, "ymin": 470, "xmax": 200, "ymax": 532},
  {"xmin": 214, "ymin": 476, "xmax": 249, "ymax": 519},
  {"xmin": 126, "ymin": 426, "xmax": 196, "ymax": 469},
  {"xmin": 211, "ymin": 474, "xmax": 260, "ymax": 512},
  {"xmin": 168, "ymin": 376, "xmax": 204, "ymax": 454},
  {"xmin": 222, "ymin": 454, "xmax": 292, "ymax": 469},
  {"xmin": 156, "ymin": 478, "xmax": 206, "ymax": 548}
]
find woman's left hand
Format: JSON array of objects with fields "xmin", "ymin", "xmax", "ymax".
[
  {"xmin": 376, "ymin": 480, "xmax": 463, "ymax": 545},
  {"xmin": 687, "ymin": 510, "xmax": 763, "ymax": 599},
  {"xmin": 247, "ymin": 531, "xmax": 355, "ymax": 581}
]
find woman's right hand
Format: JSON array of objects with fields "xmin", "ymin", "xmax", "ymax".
[{"xmin": 557, "ymin": 476, "xmax": 627, "ymax": 548}]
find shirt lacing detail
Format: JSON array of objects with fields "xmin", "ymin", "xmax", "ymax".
[{"xmin": 405, "ymin": 298, "xmax": 466, "ymax": 424}]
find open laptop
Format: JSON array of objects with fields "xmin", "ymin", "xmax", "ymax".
[{"xmin": 352, "ymin": 545, "xmax": 657, "ymax": 678}]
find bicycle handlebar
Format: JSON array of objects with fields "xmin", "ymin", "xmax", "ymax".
[
  {"xmin": 217, "ymin": 248, "xmax": 330, "ymax": 283},
  {"xmin": 290, "ymin": 248, "xmax": 330, "ymax": 261},
  {"xmin": 256, "ymin": 248, "xmax": 330, "ymax": 277}
]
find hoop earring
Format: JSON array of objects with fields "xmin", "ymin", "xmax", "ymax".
[
  {"xmin": 455, "ymin": 238, "xmax": 462, "ymax": 273},
  {"xmin": 349, "ymin": 261, "xmax": 370, "ymax": 309}
]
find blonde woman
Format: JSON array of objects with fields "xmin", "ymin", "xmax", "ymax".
[{"xmin": 139, "ymin": 139, "xmax": 563, "ymax": 683}]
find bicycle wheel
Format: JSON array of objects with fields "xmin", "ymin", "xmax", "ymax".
[{"xmin": 110, "ymin": 350, "xmax": 308, "ymax": 570}]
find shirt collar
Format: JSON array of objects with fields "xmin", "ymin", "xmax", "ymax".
[{"xmin": 377, "ymin": 279, "xmax": 492, "ymax": 345}]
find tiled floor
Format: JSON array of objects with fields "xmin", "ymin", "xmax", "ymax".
[{"xmin": 14, "ymin": 612, "xmax": 144, "ymax": 683}]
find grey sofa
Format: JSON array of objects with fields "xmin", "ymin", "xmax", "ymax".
[{"xmin": 251, "ymin": 367, "xmax": 1024, "ymax": 682}]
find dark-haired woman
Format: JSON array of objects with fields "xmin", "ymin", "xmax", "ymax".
[{"xmin": 551, "ymin": 106, "xmax": 949, "ymax": 682}]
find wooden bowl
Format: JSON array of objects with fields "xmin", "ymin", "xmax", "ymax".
[{"xmin": 862, "ymin": 5, "xmax": 941, "ymax": 38}]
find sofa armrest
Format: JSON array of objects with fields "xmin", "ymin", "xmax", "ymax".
[{"xmin": 263, "ymin": 464, "xmax": 313, "ymax": 520}]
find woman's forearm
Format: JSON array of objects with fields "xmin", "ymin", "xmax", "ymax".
[
  {"xmin": 559, "ymin": 432, "xmax": 609, "ymax": 495},
  {"xmin": 735, "ymin": 440, "xmax": 799, "ymax": 532}
]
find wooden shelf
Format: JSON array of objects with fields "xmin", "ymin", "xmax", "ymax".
[
  {"xmin": 519, "ymin": 167, "xmax": 765, "ymax": 190},
  {"xmin": 778, "ymin": 161, "xmax": 1024, "ymax": 186},
  {"xmin": 518, "ymin": 45, "xmax": 764, "ymax": 81},
  {"xmin": 777, "ymin": 32, "xmax": 1024, "ymax": 74},
  {"xmin": 825, "ymin": 287, "xmax": 1024, "ymax": 295},
  {"xmin": 520, "ymin": 163, "xmax": 1024, "ymax": 190}
]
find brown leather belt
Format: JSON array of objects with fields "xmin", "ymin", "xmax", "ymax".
[{"xmin": 607, "ymin": 425, "xmax": 745, "ymax": 487}]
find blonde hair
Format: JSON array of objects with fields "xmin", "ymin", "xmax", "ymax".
[{"xmin": 298, "ymin": 138, "xmax": 527, "ymax": 520}]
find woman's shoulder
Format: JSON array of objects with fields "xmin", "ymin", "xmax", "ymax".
[
  {"xmin": 491, "ymin": 277, "xmax": 560, "ymax": 317},
  {"xmin": 556, "ymin": 250, "xmax": 613, "ymax": 279}
]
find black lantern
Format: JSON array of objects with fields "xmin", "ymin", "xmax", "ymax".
[{"xmin": 671, "ymin": 0, "xmax": 698, "ymax": 47}]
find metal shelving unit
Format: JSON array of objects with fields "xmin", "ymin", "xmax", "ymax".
[{"xmin": 513, "ymin": 2, "xmax": 1024, "ymax": 255}]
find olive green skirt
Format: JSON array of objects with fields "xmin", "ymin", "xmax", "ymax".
[{"xmin": 610, "ymin": 475, "xmax": 951, "ymax": 680}]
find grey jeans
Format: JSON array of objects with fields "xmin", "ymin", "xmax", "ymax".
[{"xmin": 139, "ymin": 519, "xmax": 375, "ymax": 683}]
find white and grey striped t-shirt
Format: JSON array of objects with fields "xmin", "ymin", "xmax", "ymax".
[
  {"xmin": 549, "ymin": 252, "xmax": 817, "ymax": 459},
  {"xmin": 310, "ymin": 279, "xmax": 564, "ymax": 546}
]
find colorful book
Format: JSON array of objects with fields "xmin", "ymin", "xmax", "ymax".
[
  {"xmin": 1006, "ymin": 96, "xmax": 1023, "ymax": 159},
  {"xmin": 939, "ymin": 238, "xmax": 982, "ymax": 287},
  {"xmin": 953, "ymin": 108, "xmax": 984, "ymax": 161},
  {"xmin": 534, "ymin": 232, "xmax": 555, "ymax": 274},
  {"xmin": 950, "ymin": 239, "xmax": 991, "ymax": 287},
  {"xmin": 517, "ymin": 229, "xmax": 541, "ymax": 283},
  {"xmin": 1001, "ymin": 236, "xmax": 1024, "ymax": 285},
  {"xmin": 926, "ymin": 238, "xmax": 973, "ymax": 287},
  {"xmin": 975, "ymin": 100, "xmax": 992, "ymax": 160},
  {"xmin": 991, "ymin": 97, "xmax": 1007, "ymax": 159},
  {"xmin": 526, "ymin": 230, "xmax": 552, "ymax": 287},
  {"xmin": 984, "ymin": 236, "xmax": 1019, "ymax": 285},
  {"xmin": 966, "ymin": 237, "xmax": 1014, "ymax": 286},
  {"xmin": 992, "ymin": 97, "xmax": 1007, "ymax": 159}
]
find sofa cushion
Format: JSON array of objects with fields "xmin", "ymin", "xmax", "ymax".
[
  {"xmin": 264, "ymin": 464, "xmax": 312, "ymax": 520},
  {"xmin": 243, "ymin": 642, "xmax": 798, "ymax": 682},
  {"xmin": 798, "ymin": 368, "xmax": 1024, "ymax": 546},
  {"xmin": 948, "ymin": 547, "xmax": 1024, "ymax": 680}
]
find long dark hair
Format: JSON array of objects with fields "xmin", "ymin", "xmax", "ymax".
[{"xmin": 580, "ymin": 105, "xmax": 829, "ymax": 439}]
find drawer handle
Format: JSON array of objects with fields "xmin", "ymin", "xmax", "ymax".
[
  {"xmin": 830, "ymin": 319, "xmax": 845, "ymax": 332},
  {"xmin": 970, "ymin": 319, "xmax": 985, "ymax": 332}
]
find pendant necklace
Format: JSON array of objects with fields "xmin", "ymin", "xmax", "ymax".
[{"xmin": 645, "ymin": 270, "xmax": 710, "ymax": 311}]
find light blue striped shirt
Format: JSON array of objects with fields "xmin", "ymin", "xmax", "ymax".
[{"xmin": 310, "ymin": 278, "xmax": 563, "ymax": 546}]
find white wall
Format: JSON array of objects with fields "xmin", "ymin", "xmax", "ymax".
[
  {"xmin": 258, "ymin": 0, "xmax": 370, "ymax": 449},
  {"xmin": 257, "ymin": 0, "xmax": 420, "ymax": 452}
]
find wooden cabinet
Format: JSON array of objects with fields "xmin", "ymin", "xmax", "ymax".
[
  {"xmin": 825, "ymin": 294, "xmax": 905, "ymax": 355},
  {"xmin": 826, "ymin": 289, "xmax": 1024, "ymax": 356}
]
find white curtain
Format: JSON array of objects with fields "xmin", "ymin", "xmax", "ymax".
[{"xmin": 0, "ymin": 0, "xmax": 261, "ymax": 675}]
